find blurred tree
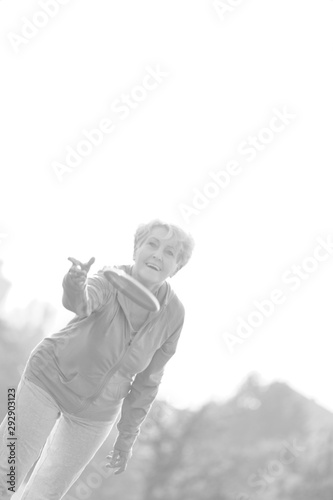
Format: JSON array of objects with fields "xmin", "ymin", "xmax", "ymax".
[{"xmin": 0, "ymin": 296, "xmax": 56, "ymax": 421}]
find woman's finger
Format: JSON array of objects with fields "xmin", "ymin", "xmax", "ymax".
[
  {"xmin": 114, "ymin": 467, "xmax": 125, "ymax": 475},
  {"xmin": 68, "ymin": 257, "xmax": 95, "ymax": 272},
  {"xmin": 105, "ymin": 449, "xmax": 129, "ymax": 473},
  {"xmin": 81, "ymin": 257, "xmax": 95, "ymax": 271},
  {"xmin": 106, "ymin": 452, "xmax": 122, "ymax": 469},
  {"xmin": 68, "ymin": 257, "xmax": 82, "ymax": 267}
]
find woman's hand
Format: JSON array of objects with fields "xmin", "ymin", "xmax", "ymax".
[
  {"xmin": 106, "ymin": 448, "xmax": 132, "ymax": 475},
  {"xmin": 67, "ymin": 257, "xmax": 95, "ymax": 286}
]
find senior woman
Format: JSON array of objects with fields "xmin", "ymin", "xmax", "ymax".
[{"xmin": 0, "ymin": 219, "xmax": 194, "ymax": 500}]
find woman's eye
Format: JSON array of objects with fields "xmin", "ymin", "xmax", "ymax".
[
  {"xmin": 166, "ymin": 250, "xmax": 174, "ymax": 256},
  {"xmin": 148, "ymin": 241, "xmax": 157, "ymax": 247}
]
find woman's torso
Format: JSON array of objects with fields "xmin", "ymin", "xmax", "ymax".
[{"xmin": 22, "ymin": 280, "xmax": 177, "ymax": 419}]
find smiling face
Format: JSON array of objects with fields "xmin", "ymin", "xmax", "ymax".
[{"xmin": 132, "ymin": 226, "xmax": 181, "ymax": 292}]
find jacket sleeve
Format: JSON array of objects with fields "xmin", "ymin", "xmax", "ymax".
[
  {"xmin": 62, "ymin": 267, "xmax": 114, "ymax": 318},
  {"xmin": 113, "ymin": 312, "xmax": 185, "ymax": 454}
]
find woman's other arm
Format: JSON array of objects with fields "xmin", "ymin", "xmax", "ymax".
[{"xmin": 109, "ymin": 309, "xmax": 185, "ymax": 463}]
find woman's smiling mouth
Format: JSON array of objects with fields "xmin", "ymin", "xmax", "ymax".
[{"xmin": 145, "ymin": 263, "xmax": 161, "ymax": 271}]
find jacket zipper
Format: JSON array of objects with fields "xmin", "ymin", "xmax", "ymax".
[
  {"xmin": 72, "ymin": 306, "xmax": 157, "ymax": 414},
  {"xmin": 72, "ymin": 288, "xmax": 168, "ymax": 415},
  {"xmin": 72, "ymin": 338, "xmax": 134, "ymax": 414}
]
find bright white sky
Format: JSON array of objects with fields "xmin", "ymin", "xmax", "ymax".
[{"xmin": 1, "ymin": 0, "xmax": 333, "ymax": 413}]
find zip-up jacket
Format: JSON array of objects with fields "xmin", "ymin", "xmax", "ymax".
[{"xmin": 22, "ymin": 264, "xmax": 185, "ymax": 454}]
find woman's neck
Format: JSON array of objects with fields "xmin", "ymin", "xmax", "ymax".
[{"xmin": 130, "ymin": 265, "xmax": 163, "ymax": 296}]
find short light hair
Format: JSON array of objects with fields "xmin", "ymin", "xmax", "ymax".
[{"xmin": 133, "ymin": 219, "xmax": 195, "ymax": 275}]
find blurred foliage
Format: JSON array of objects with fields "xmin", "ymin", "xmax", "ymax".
[
  {"xmin": 67, "ymin": 377, "xmax": 333, "ymax": 500},
  {"xmin": 1, "ymin": 267, "xmax": 333, "ymax": 499},
  {"xmin": 0, "ymin": 264, "xmax": 56, "ymax": 420}
]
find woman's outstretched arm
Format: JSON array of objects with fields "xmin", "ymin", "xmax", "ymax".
[{"xmin": 62, "ymin": 258, "xmax": 113, "ymax": 318}]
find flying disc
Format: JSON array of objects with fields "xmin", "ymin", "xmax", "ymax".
[{"xmin": 103, "ymin": 267, "xmax": 160, "ymax": 312}]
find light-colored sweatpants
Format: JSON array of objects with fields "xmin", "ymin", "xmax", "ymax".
[{"xmin": 0, "ymin": 376, "xmax": 118, "ymax": 500}]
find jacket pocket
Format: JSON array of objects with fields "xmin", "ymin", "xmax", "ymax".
[
  {"xmin": 50, "ymin": 353, "xmax": 99, "ymax": 397},
  {"xmin": 102, "ymin": 379, "xmax": 131, "ymax": 401}
]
